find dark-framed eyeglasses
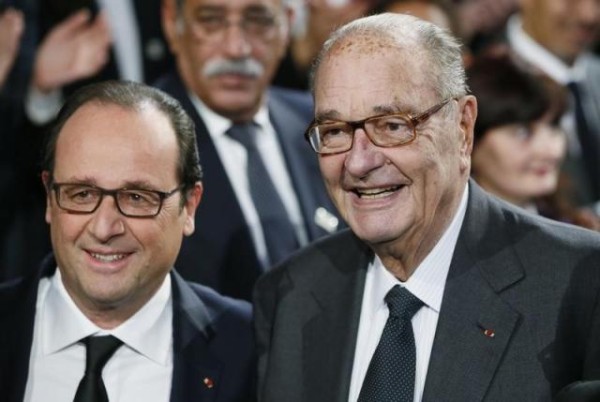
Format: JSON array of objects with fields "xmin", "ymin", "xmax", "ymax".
[
  {"xmin": 51, "ymin": 183, "xmax": 184, "ymax": 218},
  {"xmin": 185, "ymin": 7, "xmax": 281, "ymax": 42},
  {"xmin": 305, "ymin": 98, "xmax": 454, "ymax": 155}
]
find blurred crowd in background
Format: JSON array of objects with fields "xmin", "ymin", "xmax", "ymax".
[{"xmin": 1, "ymin": 0, "xmax": 600, "ymax": 289}]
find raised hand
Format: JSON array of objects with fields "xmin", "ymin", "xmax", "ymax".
[
  {"xmin": 32, "ymin": 9, "xmax": 112, "ymax": 93},
  {"xmin": 0, "ymin": 8, "xmax": 25, "ymax": 89}
]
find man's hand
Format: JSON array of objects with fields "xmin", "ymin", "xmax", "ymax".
[
  {"xmin": 0, "ymin": 8, "xmax": 25, "ymax": 89},
  {"xmin": 33, "ymin": 9, "xmax": 112, "ymax": 93}
]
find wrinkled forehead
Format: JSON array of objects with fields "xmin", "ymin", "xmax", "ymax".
[
  {"xmin": 328, "ymin": 29, "xmax": 422, "ymax": 58},
  {"xmin": 314, "ymin": 34, "xmax": 436, "ymax": 113},
  {"xmin": 184, "ymin": 0, "xmax": 287, "ymax": 12},
  {"xmin": 317, "ymin": 31, "xmax": 432, "ymax": 82}
]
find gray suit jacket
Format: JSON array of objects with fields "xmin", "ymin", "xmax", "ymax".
[{"xmin": 254, "ymin": 182, "xmax": 600, "ymax": 402}]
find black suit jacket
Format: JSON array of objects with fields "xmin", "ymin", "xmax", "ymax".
[
  {"xmin": 554, "ymin": 381, "xmax": 600, "ymax": 402},
  {"xmin": 154, "ymin": 70, "xmax": 339, "ymax": 301},
  {"xmin": 0, "ymin": 255, "xmax": 256, "ymax": 402},
  {"xmin": 0, "ymin": 0, "xmax": 38, "ymax": 239},
  {"xmin": 254, "ymin": 181, "xmax": 600, "ymax": 402},
  {"xmin": 551, "ymin": 247, "xmax": 600, "ymax": 394}
]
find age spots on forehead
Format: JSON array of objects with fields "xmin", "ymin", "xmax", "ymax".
[{"xmin": 332, "ymin": 33, "xmax": 401, "ymax": 56}]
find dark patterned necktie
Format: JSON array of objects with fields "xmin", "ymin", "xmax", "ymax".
[
  {"xmin": 226, "ymin": 123, "xmax": 299, "ymax": 268},
  {"xmin": 73, "ymin": 335, "xmax": 123, "ymax": 402},
  {"xmin": 358, "ymin": 285, "xmax": 424, "ymax": 402}
]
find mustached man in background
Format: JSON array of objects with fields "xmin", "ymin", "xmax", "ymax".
[{"xmin": 154, "ymin": 0, "xmax": 341, "ymax": 301}]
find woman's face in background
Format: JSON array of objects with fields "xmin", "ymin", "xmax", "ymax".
[{"xmin": 472, "ymin": 116, "xmax": 567, "ymax": 207}]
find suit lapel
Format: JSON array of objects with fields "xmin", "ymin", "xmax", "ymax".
[
  {"xmin": 0, "ymin": 256, "xmax": 56, "ymax": 402},
  {"xmin": 170, "ymin": 272, "xmax": 222, "ymax": 402},
  {"xmin": 423, "ymin": 182, "xmax": 524, "ymax": 402},
  {"xmin": 268, "ymin": 91, "xmax": 334, "ymax": 240},
  {"xmin": 300, "ymin": 233, "xmax": 372, "ymax": 402}
]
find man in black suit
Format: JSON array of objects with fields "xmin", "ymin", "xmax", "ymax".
[
  {"xmin": 254, "ymin": 13, "xmax": 600, "ymax": 402},
  {"xmin": 554, "ymin": 381, "xmax": 600, "ymax": 402},
  {"xmin": 154, "ymin": 0, "xmax": 340, "ymax": 300},
  {"xmin": 0, "ymin": 81, "xmax": 255, "ymax": 402},
  {"xmin": 551, "ymin": 250, "xmax": 600, "ymax": 396}
]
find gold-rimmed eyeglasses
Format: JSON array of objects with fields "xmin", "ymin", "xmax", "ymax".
[
  {"xmin": 305, "ymin": 98, "xmax": 454, "ymax": 155},
  {"xmin": 51, "ymin": 183, "xmax": 183, "ymax": 218}
]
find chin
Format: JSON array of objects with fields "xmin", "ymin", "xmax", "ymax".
[{"xmin": 350, "ymin": 222, "xmax": 401, "ymax": 246}]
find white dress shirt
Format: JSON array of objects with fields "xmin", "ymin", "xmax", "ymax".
[
  {"xmin": 23, "ymin": 269, "xmax": 174, "ymax": 402},
  {"xmin": 98, "ymin": 0, "xmax": 142, "ymax": 82},
  {"xmin": 189, "ymin": 92, "xmax": 308, "ymax": 268},
  {"xmin": 348, "ymin": 184, "xmax": 469, "ymax": 402}
]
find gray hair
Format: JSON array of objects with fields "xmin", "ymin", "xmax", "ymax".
[{"xmin": 310, "ymin": 13, "xmax": 468, "ymax": 101}]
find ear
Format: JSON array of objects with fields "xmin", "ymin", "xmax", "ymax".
[
  {"xmin": 457, "ymin": 95, "xmax": 477, "ymax": 173},
  {"xmin": 41, "ymin": 171, "xmax": 53, "ymax": 224},
  {"xmin": 182, "ymin": 181, "xmax": 203, "ymax": 236},
  {"xmin": 162, "ymin": 0, "xmax": 182, "ymax": 55}
]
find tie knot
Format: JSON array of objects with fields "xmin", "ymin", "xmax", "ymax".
[
  {"xmin": 385, "ymin": 285, "xmax": 423, "ymax": 320},
  {"xmin": 83, "ymin": 335, "xmax": 123, "ymax": 374},
  {"xmin": 226, "ymin": 122, "xmax": 258, "ymax": 150},
  {"xmin": 566, "ymin": 81, "xmax": 581, "ymax": 96}
]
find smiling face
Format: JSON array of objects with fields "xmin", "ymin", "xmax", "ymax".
[
  {"xmin": 314, "ymin": 38, "xmax": 475, "ymax": 273},
  {"xmin": 163, "ymin": 0, "xmax": 291, "ymax": 121},
  {"xmin": 44, "ymin": 102, "xmax": 201, "ymax": 327},
  {"xmin": 521, "ymin": 0, "xmax": 600, "ymax": 64},
  {"xmin": 472, "ymin": 119, "xmax": 567, "ymax": 206}
]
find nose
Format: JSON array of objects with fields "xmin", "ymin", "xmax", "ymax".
[
  {"xmin": 531, "ymin": 125, "xmax": 567, "ymax": 161},
  {"xmin": 86, "ymin": 196, "xmax": 126, "ymax": 242},
  {"xmin": 344, "ymin": 129, "xmax": 388, "ymax": 178},
  {"xmin": 223, "ymin": 19, "xmax": 252, "ymax": 58}
]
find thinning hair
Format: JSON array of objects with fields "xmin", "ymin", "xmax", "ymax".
[
  {"xmin": 310, "ymin": 12, "xmax": 468, "ymax": 101},
  {"xmin": 43, "ymin": 80, "xmax": 202, "ymax": 196}
]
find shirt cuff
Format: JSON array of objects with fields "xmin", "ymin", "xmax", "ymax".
[{"xmin": 25, "ymin": 84, "xmax": 63, "ymax": 125}]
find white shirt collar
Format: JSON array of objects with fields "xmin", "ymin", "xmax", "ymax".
[
  {"xmin": 367, "ymin": 184, "xmax": 469, "ymax": 314},
  {"xmin": 507, "ymin": 14, "xmax": 588, "ymax": 84},
  {"xmin": 188, "ymin": 90, "xmax": 271, "ymax": 136},
  {"xmin": 42, "ymin": 268, "xmax": 173, "ymax": 366}
]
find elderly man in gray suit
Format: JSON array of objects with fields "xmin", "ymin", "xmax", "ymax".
[{"xmin": 253, "ymin": 13, "xmax": 600, "ymax": 402}]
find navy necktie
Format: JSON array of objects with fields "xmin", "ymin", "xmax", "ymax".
[
  {"xmin": 73, "ymin": 335, "xmax": 123, "ymax": 402},
  {"xmin": 567, "ymin": 81, "xmax": 600, "ymax": 199},
  {"xmin": 226, "ymin": 123, "xmax": 298, "ymax": 267},
  {"xmin": 358, "ymin": 285, "xmax": 424, "ymax": 402}
]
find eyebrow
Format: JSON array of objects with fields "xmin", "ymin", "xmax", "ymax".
[
  {"xmin": 314, "ymin": 104, "xmax": 413, "ymax": 122},
  {"xmin": 56, "ymin": 178, "xmax": 161, "ymax": 190},
  {"xmin": 194, "ymin": 4, "xmax": 274, "ymax": 14}
]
